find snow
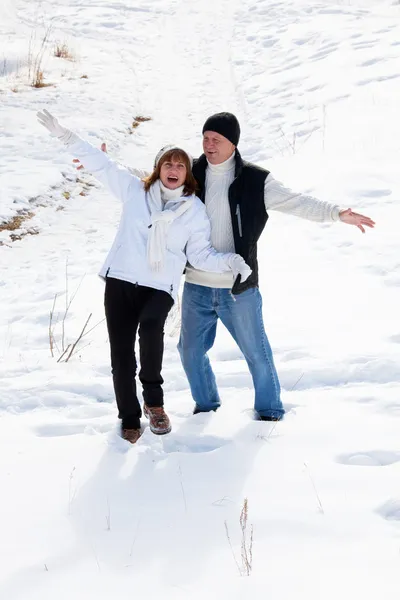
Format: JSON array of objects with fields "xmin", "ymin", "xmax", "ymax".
[{"xmin": 1, "ymin": 0, "xmax": 400, "ymax": 598}]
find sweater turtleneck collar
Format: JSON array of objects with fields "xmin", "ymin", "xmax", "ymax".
[
  {"xmin": 160, "ymin": 181, "xmax": 185, "ymax": 203},
  {"xmin": 206, "ymin": 151, "xmax": 235, "ymax": 174}
]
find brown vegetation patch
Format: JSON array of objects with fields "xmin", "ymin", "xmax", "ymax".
[
  {"xmin": 129, "ymin": 115, "xmax": 152, "ymax": 134},
  {"xmin": 54, "ymin": 43, "xmax": 75, "ymax": 61},
  {"xmin": 0, "ymin": 212, "xmax": 34, "ymax": 233},
  {"xmin": 0, "ymin": 212, "xmax": 39, "ymax": 244},
  {"xmin": 10, "ymin": 229, "xmax": 39, "ymax": 242},
  {"xmin": 32, "ymin": 70, "xmax": 53, "ymax": 88}
]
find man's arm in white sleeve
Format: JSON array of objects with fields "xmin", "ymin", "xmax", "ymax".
[{"xmin": 264, "ymin": 173, "xmax": 341, "ymax": 222}]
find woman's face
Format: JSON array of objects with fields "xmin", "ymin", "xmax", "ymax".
[{"xmin": 159, "ymin": 159, "xmax": 187, "ymax": 189}]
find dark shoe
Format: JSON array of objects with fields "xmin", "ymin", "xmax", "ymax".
[
  {"xmin": 143, "ymin": 405, "xmax": 171, "ymax": 435},
  {"xmin": 258, "ymin": 415, "xmax": 282, "ymax": 422},
  {"xmin": 121, "ymin": 428, "xmax": 142, "ymax": 444},
  {"xmin": 193, "ymin": 405, "xmax": 218, "ymax": 415}
]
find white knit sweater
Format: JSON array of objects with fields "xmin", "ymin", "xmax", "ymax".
[{"xmin": 185, "ymin": 153, "xmax": 341, "ymax": 288}]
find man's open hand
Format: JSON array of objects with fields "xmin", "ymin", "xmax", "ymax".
[{"xmin": 339, "ymin": 208, "xmax": 375, "ymax": 233}]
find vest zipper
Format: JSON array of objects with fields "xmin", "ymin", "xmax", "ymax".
[{"xmin": 236, "ymin": 204, "xmax": 243, "ymax": 238}]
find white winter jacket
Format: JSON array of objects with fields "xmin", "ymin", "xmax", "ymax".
[{"xmin": 68, "ymin": 138, "xmax": 236, "ymax": 300}]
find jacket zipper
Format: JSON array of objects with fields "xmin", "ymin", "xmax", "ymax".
[{"xmin": 236, "ymin": 204, "xmax": 243, "ymax": 238}]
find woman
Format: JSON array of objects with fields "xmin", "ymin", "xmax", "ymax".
[{"xmin": 37, "ymin": 109, "xmax": 251, "ymax": 444}]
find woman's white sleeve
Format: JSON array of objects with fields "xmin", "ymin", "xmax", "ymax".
[
  {"xmin": 185, "ymin": 203, "xmax": 235, "ymax": 272},
  {"xmin": 68, "ymin": 137, "xmax": 142, "ymax": 202}
]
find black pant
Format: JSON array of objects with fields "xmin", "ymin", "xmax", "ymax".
[{"xmin": 104, "ymin": 277, "xmax": 174, "ymax": 429}]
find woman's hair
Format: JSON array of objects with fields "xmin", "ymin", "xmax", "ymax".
[{"xmin": 142, "ymin": 149, "xmax": 197, "ymax": 195}]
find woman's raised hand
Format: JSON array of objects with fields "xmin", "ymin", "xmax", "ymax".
[
  {"xmin": 73, "ymin": 142, "xmax": 107, "ymax": 170},
  {"xmin": 37, "ymin": 109, "xmax": 78, "ymax": 146}
]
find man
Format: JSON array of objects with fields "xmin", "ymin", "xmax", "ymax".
[
  {"xmin": 74, "ymin": 112, "xmax": 374, "ymax": 422},
  {"xmin": 177, "ymin": 112, "xmax": 374, "ymax": 421}
]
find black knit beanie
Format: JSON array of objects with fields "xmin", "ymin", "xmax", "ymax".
[{"xmin": 202, "ymin": 112, "xmax": 240, "ymax": 146}]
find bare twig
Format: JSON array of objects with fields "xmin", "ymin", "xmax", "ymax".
[
  {"xmin": 68, "ymin": 467, "xmax": 76, "ymax": 515},
  {"xmin": 224, "ymin": 521, "xmax": 241, "ymax": 576},
  {"xmin": 80, "ymin": 318, "xmax": 106, "ymax": 340},
  {"xmin": 322, "ymin": 105, "xmax": 327, "ymax": 151},
  {"xmin": 64, "ymin": 313, "xmax": 92, "ymax": 363},
  {"xmin": 106, "ymin": 498, "xmax": 111, "ymax": 531},
  {"xmin": 49, "ymin": 293, "xmax": 58, "ymax": 357},
  {"xmin": 61, "ymin": 269, "xmax": 86, "ymax": 352},
  {"xmin": 90, "ymin": 542, "xmax": 101, "ymax": 572},
  {"xmin": 304, "ymin": 462, "xmax": 325, "ymax": 514},
  {"xmin": 57, "ymin": 343, "xmax": 71, "ymax": 363},
  {"xmin": 212, "ymin": 496, "xmax": 233, "ymax": 506},
  {"xmin": 291, "ymin": 372, "xmax": 304, "ymax": 391},
  {"xmin": 178, "ymin": 463, "xmax": 187, "ymax": 513},
  {"xmin": 129, "ymin": 518, "xmax": 141, "ymax": 557},
  {"xmin": 62, "ymin": 259, "xmax": 69, "ymax": 351}
]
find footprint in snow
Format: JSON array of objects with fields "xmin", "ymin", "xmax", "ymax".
[
  {"xmin": 376, "ymin": 499, "xmax": 400, "ymax": 522},
  {"xmin": 358, "ymin": 188, "xmax": 392, "ymax": 198},
  {"xmin": 358, "ymin": 74, "xmax": 400, "ymax": 86},
  {"xmin": 337, "ymin": 450, "xmax": 400, "ymax": 467},
  {"xmin": 359, "ymin": 58, "xmax": 384, "ymax": 67},
  {"xmin": 34, "ymin": 421, "xmax": 112, "ymax": 438},
  {"xmin": 159, "ymin": 433, "xmax": 229, "ymax": 454},
  {"xmin": 280, "ymin": 349, "xmax": 310, "ymax": 362}
]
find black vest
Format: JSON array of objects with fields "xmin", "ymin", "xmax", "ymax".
[{"xmin": 192, "ymin": 150, "xmax": 269, "ymax": 294}]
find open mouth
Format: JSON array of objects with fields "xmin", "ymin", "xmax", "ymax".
[{"xmin": 167, "ymin": 176, "xmax": 179, "ymax": 183}]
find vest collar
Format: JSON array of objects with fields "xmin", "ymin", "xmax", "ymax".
[{"xmin": 194, "ymin": 148, "xmax": 244, "ymax": 185}]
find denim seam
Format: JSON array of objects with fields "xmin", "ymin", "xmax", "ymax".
[
  {"xmin": 201, "ymin": 328, "xmax": 216, "ymax": 407},
  {"xmin": 256, "ymin": 299, "xmax": 281, "ymax": 412}
]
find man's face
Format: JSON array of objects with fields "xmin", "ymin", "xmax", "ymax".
[
  {"xmin": 203, "ymin": 131, "xmax": 235, "ymax": 165},
  {"xmin": 159, "ymin": 159, "xmax": 187, "ymax": 189}
]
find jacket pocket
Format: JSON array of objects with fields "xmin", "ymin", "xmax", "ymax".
[{"xmin": 236, "ymin": 205, "xmax": 243, "ymax": 238}]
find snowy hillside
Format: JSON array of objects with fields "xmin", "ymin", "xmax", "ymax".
[{"xmin": 1, "ymin": 0, "xmax": 400, "ymax": 598}]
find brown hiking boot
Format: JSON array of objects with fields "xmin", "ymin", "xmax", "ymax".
[
  {"xmin": 143, "ymin": 405, "xmax": 171, "ymax": 435},
  {"xmin": 121, "ymin": 428, "xmax": 142, "ymax": 444}
]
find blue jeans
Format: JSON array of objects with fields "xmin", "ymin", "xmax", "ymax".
[{"xmin": 177, "ymin": 283, "xmax": 284, "ymax": 419}]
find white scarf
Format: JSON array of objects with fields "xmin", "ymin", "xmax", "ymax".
[{"xmin": 146, "ymin": 180, "xmax": 193, "ymax": 271}]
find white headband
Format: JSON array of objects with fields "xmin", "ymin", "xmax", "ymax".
[{"xmin": 154, "ymin": 145, "xmax": 193, "ymax": 168}]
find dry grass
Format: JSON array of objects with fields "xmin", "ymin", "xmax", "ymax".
[
  {"xmin": 28, "ymin": 24, "xmax": 53, "ymax": 88},
  {"xmin": 0, "ymin": 212, "xmax": 39, "ymax": 243},
  {"xmin": 32, "ymin": 69, "xmax": 53, "ymax": 88},
  {"xmin": 0, "ymin": 212, "xmax": 34, "ymax": 232},
  {"xmin": 54, "ymin": 43, "xmax": 75, "ymax": 61},
  {"xmin": 224, "ymin": 498, "xmax": 254, "ymax": 577},
  {"xmin": 10, "ymin": 230, "xmax": 39, "ymax": 242},
  {"xmin": 239, "ymin": 498, "xmax": 253, "ymax": 576},
  {"xmin": 129, "ymin": 115, "xmax": 152, "ymax": 134}
]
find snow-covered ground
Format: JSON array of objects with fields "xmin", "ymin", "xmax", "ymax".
[{"xmin": 1, "ymin": 0, "xmax": 400, "ymax": 598}]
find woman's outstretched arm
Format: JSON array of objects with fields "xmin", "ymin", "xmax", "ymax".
[{"xmin": 37, "ymin": 109, "xmax": 142, "ymax": 203}]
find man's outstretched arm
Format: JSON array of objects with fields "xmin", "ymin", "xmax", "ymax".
[{"xmin": 264, "ymin": 174, "xmax": 375, "ymax": 233}]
